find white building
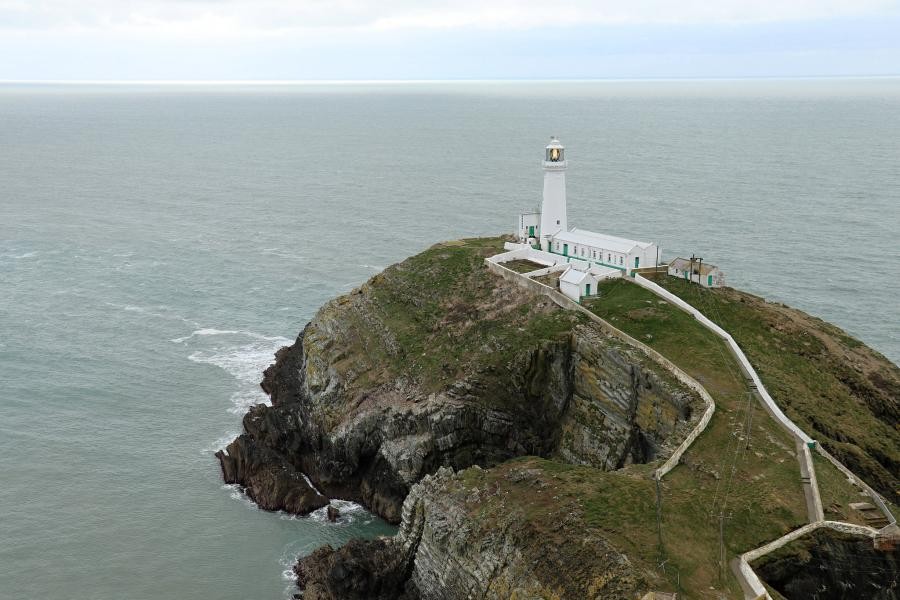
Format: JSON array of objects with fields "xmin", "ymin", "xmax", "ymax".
[
  {"xmin": 518, "ymin": 137, "xmax": 660, "ymax": 277},
  {"xmin": 558, "ymin": 263, "xmax": 621, "ymax": 302},
  {"xmin": 550, "ymin": 229, "xmax": 659, "ymax": 274},
  {"xmin": 668, "ymin": 257, "xmax": 725, "ymax": 288}
]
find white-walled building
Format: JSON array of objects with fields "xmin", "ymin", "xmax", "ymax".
[
  {"xmin": 558, "ymin": 264, "xmax": 621, "ymax": 302},
  {"xmin": 550, "ymin": 229, "xmax": 659, "ymax": 274},
  {"xmin": 518, "ymin": 137, "xmax": 660, "ymax": 277},
  {"xmin": 668, "ymin": 257, "xmax": 725, "ymax": 288},
  {"xmin": 518, "ymin": 210, "xmax": 541, "ymax": 243}
]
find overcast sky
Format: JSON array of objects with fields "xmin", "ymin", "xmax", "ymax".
[{"xmin": 2, "ymin": 0, "xmax": 900, "ymax": 80}]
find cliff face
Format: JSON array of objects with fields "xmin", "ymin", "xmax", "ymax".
[
  {"xmin": 215, "ymin": 237, "xmax": 699, "ymax": 599},
  {"xmin": 216, "ymin": 237, "xmax": 899, "ymax": 599},
  {"xmin": 753, "ymin": 528, "xmax": 900, "ymax": 600},
  {"xmin": 217, "ymin": 279, "xmax": 697, "ymax": 521},
  {"xmin": 296, "ymin": 463, "xmax": 648, "ymax": 600},
  {"xmin": 217, "ymin": 238, "xmax": 698, "ymax": 522}
]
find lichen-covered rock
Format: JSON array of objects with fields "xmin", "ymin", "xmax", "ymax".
[
  {"xmin": 215, "ymin": 239, "xmax": 699, "ymax": 522},
  {"xmin": 296, "ymin": 465, "xmax": 649, "ymax": 600},
  {"xmin": 217, "ymin": 321, "xmax": 697, "ymax": 520}
]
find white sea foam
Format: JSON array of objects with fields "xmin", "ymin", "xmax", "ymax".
[
  {"xmin": 223, "ymin": 483, "xmax": 258, "ymax": 511},
  {"xmin": 107, "ymin": 302, "xmax": 198, "ymax": 326},
  {"xmin": 187, "ymin": 335, "xmax": 290, "ymax": 385},
  {"xmin": 227, "ymin": 388, "xmax": 269, "ymax": 415},
  {"xmin": 306, "ymin": 499, "xmax": 368, "ymax": 525},
  {"xmin": 261, "ymin": 247, "xmax": 309, "ymax": 262},
  {"xmin": 203, "ymin": 430, "xmax": 241, "ymax": 453},
  {"xmin": 172, "ymin": 328, "xmax": 288, "ymax": 344},
  {"xmin": 192, "ymin": 329, "xmax": 291, "ymax": 467}
]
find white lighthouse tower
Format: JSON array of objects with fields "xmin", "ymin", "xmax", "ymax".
[{"xmin": 539, "ymin": 136, "xmax": 567, "ymax": 251}]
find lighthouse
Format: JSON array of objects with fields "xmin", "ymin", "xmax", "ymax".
[
  {"xmin": 512, "ymin": 137, "xmax": 661, "ymax": 289},
  {"xmin": 539, "ymin": 136, "xmax": 567, "ymax": 251}
]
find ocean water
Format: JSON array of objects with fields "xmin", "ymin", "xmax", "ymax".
[{"xmin": 1, "ymin": 79, "xmax": 898, "ymax": 599}]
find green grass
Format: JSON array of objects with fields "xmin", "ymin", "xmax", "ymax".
[
  {"xmin": 647, "ymin": 275, "xmax": 900, "ymax": 505},
  {"xmin": 305, "ymin": 239, "xmax": 897, "ymax": 597},
  {"xmin": 320, "ymin": 237, "xmax": 586, "ymax": 404},
  {"xmin": 583, "ymin": 278, "xmax": 809, "ymax": 596}
]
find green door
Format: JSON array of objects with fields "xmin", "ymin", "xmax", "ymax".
[
  {"xmin": 563, "ymin": 244, "xmax": 568, "ymax": 256},
  {"xmin": 585, "ymin": 283, "xmax": 591, "ymax": 297},
  {"xmin": 708, "ymin": 274, "xmax": 713, "ymax": 286},
  {"xmin": 684, "ymin": 271, "xmax": 688, "ymax": 280},
  {"xmin": 634, "ymin": 257, "xmax": 640, "ymax": 269},
  {"xmin": 528, "ymin": 225, "xmax": 535, "ymax": 237}
]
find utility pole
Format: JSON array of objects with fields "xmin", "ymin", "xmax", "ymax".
[
  {"xmin": 689, "ymin": 254, "xmax": 703, "ymax": 286},
  {"xmin": 655, "ymin": 475, "xmax": 665, "ymax": 564},
  {"xmin": 745, "ymin": 391, "xmax": 755, "ymax": 450},
  {"xmin": 718, "ymin": 512, "xmax": 733, "ymax": 587},
  {"xmin": 718, "ymin": 512, "xmax": 725, "ymax": 585}
]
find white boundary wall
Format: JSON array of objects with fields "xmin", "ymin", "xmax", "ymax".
[
  {"xmin": 632, "ymin": 274, "xmax": 896, "ymax": 526},
  {"xmin": 485, "ymin": 259, "xmax": 715, "ymax": 481},
  {"xmin": 488, "ymin": 259, "xmax": 895, "ymax": 599},
  {"xmin": 736, "ymin": 521, "xmax": 879, "ymax": 599},
  {"xmin": 633, "ymin": 274, "xmax": 813, "ymax": 444}
]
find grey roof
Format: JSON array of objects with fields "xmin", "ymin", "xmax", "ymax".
[
  {"xmin": 554, "ymin": 228, "xmax": 652, "ymax": 254},
  {"xmin": 560, "ymin": 267, "xmax": 590, "ymax": 285},
  {"xmin": 669, "ymin": 257, "xmax": 719, "ymax": 274}
]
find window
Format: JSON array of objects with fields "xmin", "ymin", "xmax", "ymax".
[
  {"xmin": 607, "ymin": 254, "xmax": 611, "ymax": 262},
  {"xmin": 556, "ymin": 220, "xmax": 560, "ymax": 225},
  {"xmin": 546, "ymin": 147, "xmax": 565, "ymax": 162},
  {"xmin": 619, "ymin": 256, "xmax": 623, "ymax": 265}
]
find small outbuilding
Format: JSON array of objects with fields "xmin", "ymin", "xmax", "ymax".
[
  {"xmin": 668, "ymin": 257, "xmax": 725, "ymax": 288},
  {"xmin": 559, "ymin": 264, "xmax": 620, "ymax": 301}
]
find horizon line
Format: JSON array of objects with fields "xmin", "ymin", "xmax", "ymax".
[{"xmin": 3, "ymin": 75, "xmax": 900, "ymax": 85}]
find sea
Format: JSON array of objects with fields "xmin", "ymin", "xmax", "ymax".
[{"xmin": 1, "ymin": 79, "xmax": 898, "ymax": 600}]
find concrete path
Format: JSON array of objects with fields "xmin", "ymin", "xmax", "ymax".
[
  {"xmin": 629, "ymin": 274, "xmax": 896, "ymax": 599},
  {"xmin": 487, "ymin": 257, "xmax": 893, "ymax": 599}
]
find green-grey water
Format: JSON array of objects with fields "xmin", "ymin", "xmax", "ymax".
[{"xmin": 1, "ymin": 79, "xmax": 898, "ymax": 599}]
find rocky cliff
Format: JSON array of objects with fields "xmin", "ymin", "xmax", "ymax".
[
  {"xmin": 217, "ymin": 238, "xmax": 698, "ymax": 522},
  {"xmin": 295, "ymin": 463, "xmax": 649, "ymax": 600},
  {"xmin": 216, "ymin": 236, "xmax": 899, "ymax": 599}
]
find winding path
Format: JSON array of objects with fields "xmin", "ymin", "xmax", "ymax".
[
  {"xmin": 631, "ymin": 274, "xmax": 896, "ymax": 599},
  {"xmin": 486, "ymin": 251, "xmax": 895, "ymax": 599}
]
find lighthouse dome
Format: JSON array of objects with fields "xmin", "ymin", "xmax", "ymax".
[{"xmin": 544, "ymin": 136, "xmax": 565, "ymax": 164}]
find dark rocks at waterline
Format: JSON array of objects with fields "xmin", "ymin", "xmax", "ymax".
[
  {"xmin": 215, "ymin": 436, "xmax": 328, "ymax": 515},
  {"xmin": 294, "ymin": 538, "xmax": 414, "ymax": 600},
  {"xmin": 215, "ymin": 317, "xmax": 699, "ymax": 525},
  {"xmin": 326, "ymin": 505, "xmax": 340, "ymax": 522}
]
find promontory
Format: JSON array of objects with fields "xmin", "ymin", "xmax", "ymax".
[{"xmin": 216, "ymin": 237, "xmax": 899, "ymax": 600}]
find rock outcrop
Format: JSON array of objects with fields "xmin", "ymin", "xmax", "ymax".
[
  {"xmin": 213, "ymin": 238, "xmax": 700, "ymax": 598},
  {"xmin": 753, "ymin": 528, "xmax": 900, "ymax": 600},
  {"xmin": 217, "ymin": 319, "xmax": 696, "ymax": 522},
  {"xmin": 214, "ymin": 237, "xmax": 900, "ymax": 599},
  {"xmin": 216, "ymin": 239, "xmax": 698, "ymax": 523},
  {"xmin": 295, "ymin": 465, "xmax": 648, "ymax": 600}
]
